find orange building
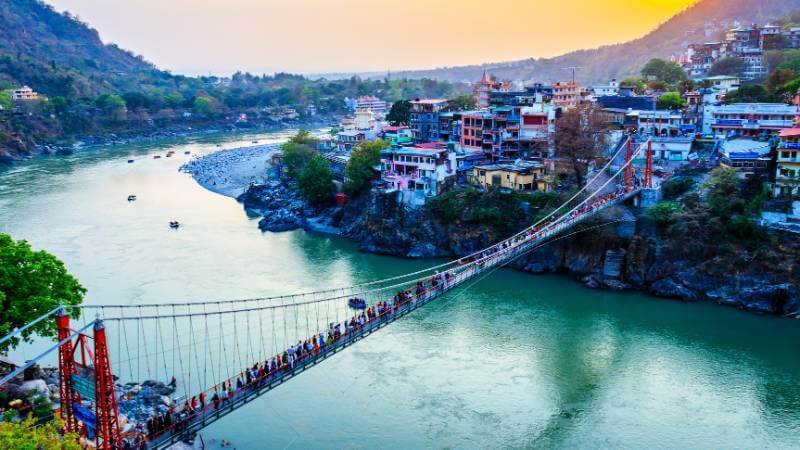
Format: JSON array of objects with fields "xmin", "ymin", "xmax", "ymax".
[{"xmin": 552, "ymin": 82, "xmax": 580, "ymax": 109}]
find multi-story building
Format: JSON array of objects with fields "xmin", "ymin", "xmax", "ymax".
[
  {"xmin": 378, "ymin": 143, "xmax": 457, "ymax": 205},
  {"xmin": 519, "ymin": 105, "xmax": 556, "ymax": 157},
  {"xmin": 489, "ymin": 83, "xmax": 554, "ymax": 108},
  {"xmin": 704, "ymin": 103, "xmax": 799, "ymax": 137},
  {"xmin": 774, "ymin": 128, "xmax": 800, "ymax": 198},
  {"xmin": 460, "ymin": 107, "xmax": 521, "ymax": 160},
  {"xmin": 470, "ymin": 160, "xmax": 550, "ymax": 192},
  {"xmin": 335, "ymin": 130, "xmax": 365, "ymax": 152},
  {"xmin": 628, "ymin": 110, "xmax": 696, "ymax": 137},
  {"xmin": 720, "ymin": 138, "xmax": 773, "ymax": 177},
  {"xmin": 354, "ymin": 96, "xmax": 388, "ymax": 117},
  {"xmin": 409, "ymin": 99, "xmax": 449, "ymax": 143},
  {"xmin": 552, "ymin": 82, "xmax": 580, "ymax": 109},
  {"xmin": 590, "ymin": 79, "xmax": 619, "ymax": 97},
  {"xmin": 438, "ymin": 112, "xmax": 462, "ymax": 143},
  {"xmin": 11, "ymin": 86, "xmax": 39, "ymax": 100}
]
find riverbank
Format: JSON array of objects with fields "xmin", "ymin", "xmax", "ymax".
[
  {"xmin": 180, "ymin": 144, "xmax": 281, "ymax": 197},
  {"xmin": 232, "ymin": 179, "xmax": 800, "ymax": 318},
  {"xmin": 0, "ymin": 117, "xmax": 337, "ymax": 165}
]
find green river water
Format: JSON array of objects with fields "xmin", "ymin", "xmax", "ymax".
[{"xmin": 0, "ymin": 131, "xmax": 798, "ymax": 449}]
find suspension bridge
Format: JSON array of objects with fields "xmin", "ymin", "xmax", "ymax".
[{"xmin": 0, "ymin": 139, "xmax": 657, "ymax": 449}]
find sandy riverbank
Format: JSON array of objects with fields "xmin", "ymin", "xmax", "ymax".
[{"xmin": 180, "ymin": 143, "xmax": 281, "ymax": 197}]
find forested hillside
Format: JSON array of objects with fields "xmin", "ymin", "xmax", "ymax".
[{"xmin": 377, "ymin": 0, "xmax": 800, "ymax": 83}]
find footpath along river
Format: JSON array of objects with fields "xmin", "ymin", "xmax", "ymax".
[{"xmin": 0, "ymin": 131, "xmax": 799, "ymax": 449}]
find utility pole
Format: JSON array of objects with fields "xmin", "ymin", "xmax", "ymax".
[{"xmin": 562, "ymin": 66, "xmax": 582, "ymax": 84}]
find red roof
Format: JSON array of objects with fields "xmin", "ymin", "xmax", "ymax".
[
  {"xmin": 416, "ymin": 142, "xmax": 447, "ymax": 149},
  {"xmin": 779, "ymin": 128, "xmax": 800, "ymax": 137}
]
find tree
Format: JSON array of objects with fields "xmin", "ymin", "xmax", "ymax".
[
  {"xmin": 725, "ymin": 85, "xmax": 774, "ymax": 103},
  {"xmin": 658, "ymin": 92, "xmax": 687, "ymax": 110},
  {"xmin": 641, "ymin": 58, "xmax": 687, "ymax": 86},
  {"xmin": 94, "ymin": 94, "xmax": 126, "ymax": 114},
  {"xmin": 553, "ymin": 105, "xmax": 608, "ymax": 187},
  {"xmin": 708, "ymin": 57, "xmax": 746, "ymax": 77},
  {"xmin": 778, "ymin": 56, "xmax": 800, "ymax": 77},
  {"xmin": 0, "ymin": 417, "xmax": 81, "ymax": 450},
  {"xmin": 446, "ymin": 95, "xmax": 476, "ymax": 111},
  {"xmin": 281, "ymin": 130, "xmax": 320, "ymax": 179},
  {"xmin": 766, "ymin": 68, "xmax": 796, "ymax": 93},
  {"xmin": 298, "ymin": 155, "xmax": 335, "ymax": 207},
  {"xmin": 345, "ymin": 140, "xmax": 389, "ymax": 195},
  {"xmin": 193, "ymin": 95, "xmax": 218, "ymax": 116},
  {"xmin": 620, "ymin": 77, "xmax": 646, "ymax": 95},
  {"xmin": 386, "ymin": 100, "xmax": 411, "ymax": 125},
  {"xmin": 0, "ymin": 91, "xmax": 10, "ymax": 111},
  {"xmin": 0, "ymin": 234, "xmax": 85, "ymax": 351}
]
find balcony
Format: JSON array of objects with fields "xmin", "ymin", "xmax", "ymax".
[{"xmin": 781, "ymin": 143, "xmax": 800, "ymax": 150}]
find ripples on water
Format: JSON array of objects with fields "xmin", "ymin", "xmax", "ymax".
[{"xmin": 0, "ymin": 131, "xmax": 798, "ymax": 449}]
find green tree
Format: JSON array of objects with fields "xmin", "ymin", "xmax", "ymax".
[
  {"xmin": 620, "ymin": 77, "xmax": 646, "ymax": 95},
  {"xmin": 0, "ymin": 417, "xmax": 80, "ymax": 450},
  {"xmin": 447, "ymin": 94, "xmax": 476, "ymax": 111},
  {"xmin": 778, "ymin": 56, "xmax": 800, "ymax": 77},
  {"xmin": 0, "ymin": 234, "xmax": 85, "ymax": 351},
  {"xmin": 657, "ymin": 92, "xmax": 687, "ymax": 110},
  {"xmin": 641, "ymin": 58, "xmax": 687, "ymax": 86},
  {"xmin": 298, "ymin": 154, "xmax": 335, "ymax": 207},
  {"xmin": 94, "ymin": 94, "xmax": 126, "ymax": 114},
  {"xmin": 345, "ymin": 140, "xmax": 389, "ymax": 195},
  {"xmin": 281, "ymin": 130, "xmax": 320, "ymax": 179},
  {"xmin": 0, "ymin": 91, "xmax": 11, "ymax": 111},
  {"xmin": 647, "ymin": 201, "xmax": 683, "ymax": 226},
  {"xmin": 386, "ymin": 100, "xmax": 411, "ymax": 125},
  {"xmin": 766, "ymin": 68, "xmax": 796, "ymax": 93},
  {"xmin": 708, "ymin": 57, "xmax": 746, "ymax": 77},
  {"xmin": 724, "ymin": 84, "xmax": 774, "ymax": 103},
  {"xmin": 193, "ymin": 96, "xmax": 218, "ymax": 116}
]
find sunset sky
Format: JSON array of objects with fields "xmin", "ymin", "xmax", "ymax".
[{"xmin": 46, "ymin": 0, "xmax": 693, "ymax": 75}]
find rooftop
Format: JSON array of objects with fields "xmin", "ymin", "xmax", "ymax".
[{"xmin": 779, "ymin": 128, "xmax": 800, "ymax": 138}]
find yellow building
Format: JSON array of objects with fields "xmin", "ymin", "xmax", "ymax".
[{"xmin": 471, "ymin": 161, "xmax": 549, "ymax": 192}]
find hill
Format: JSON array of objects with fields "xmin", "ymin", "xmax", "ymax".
[
  {"xmin": 0, "ymin": 0, "xmax": 178, "ymax": 98},
  {"xmin": 371, "ymin": 0, "xmax": 800, "ymax": 84}
]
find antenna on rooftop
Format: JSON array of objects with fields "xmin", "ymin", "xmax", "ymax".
[{"xmin": 562, "ymin": 66, "xmax": 583, "ymax": 84}]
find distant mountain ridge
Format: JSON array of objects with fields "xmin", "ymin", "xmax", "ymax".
[{"xmin": 354, "ymin": 0, "xmax": 800, "ymax": 84}]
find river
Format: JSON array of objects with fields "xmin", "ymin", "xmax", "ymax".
[{"xmin": 1, "ymin": 131, "xmax": 799, "ymax": 449}]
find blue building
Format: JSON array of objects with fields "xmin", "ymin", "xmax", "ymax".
[{"xmin": 410, "ymin": 99, "xmax": 449, "ymax": 143}]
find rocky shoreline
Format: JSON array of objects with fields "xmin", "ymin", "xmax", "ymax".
[{"xmin": 236, "ymin": 182, "xmax": 800, "ymax": 318}]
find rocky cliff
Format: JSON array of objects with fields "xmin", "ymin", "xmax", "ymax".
[{"xmin": 337, "ymin": 191, "xmax": 800, "ymax": 317}]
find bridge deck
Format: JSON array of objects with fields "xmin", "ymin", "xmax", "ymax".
[{"xmin": 148, "ymin": 188, "xmax": 639, "ymax": 448}]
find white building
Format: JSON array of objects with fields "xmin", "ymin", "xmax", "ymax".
[
  {"xmin": 378, "ymin": 143, "xmax": 457, "ymax": 205},
  {"xmin": 628, "ymin": 110, "xmax": 696, "ymax": 137},
  {"xmin": 354, "ymin": 96, "xmax": 388, "ymax": 117},
  {"xmin": 11, "ymin": 85, "xmax": 39, "ymax": 100},
  {"xmin": 590, "ymin": 79, "xmax": 619, "ymax": 97},
  {"xmin": 703, "ymin": 103, "xmax": 800, "ymax": 137}
]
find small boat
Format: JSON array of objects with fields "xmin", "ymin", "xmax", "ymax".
[
  {"xmin": 127, "ymin": 195, "xmax": 137, "ymax": 202},
  {"xmin": 348, "ymin": 298, "xmax": 367, "ymax": 309},
  {"xmin": 184, "ymin": 151, "xmax": 191, "ymax": 155},
  {"xmin": 153, "ymin": 155, "xmax": 161, "ymax": 159},
  {"xmin": 251, "ymin": 140, "xmax": 259, "ymax": 144},
  {"xmin": 127, "ymin": 159, "xmax": 135, "ymax": 163},
  {"xmin": 169, "ymin": 221, "xmax": 180, "ymax": 229},
  {"xmin": 216, "ymin": 144, "xmax": 223, "ymax": 148},
  {"xmin": 166, "ymin": 151, "xmax": 175, "ymax": 158}
]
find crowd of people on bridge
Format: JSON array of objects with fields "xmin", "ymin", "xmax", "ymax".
[{"xmin": 125, "ymin": 188, "xmax": 627, "ymax": 448}]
